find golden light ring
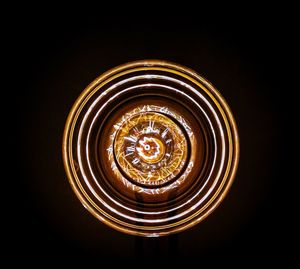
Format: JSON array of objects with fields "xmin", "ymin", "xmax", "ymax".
[{"xmin": 62, "ymin": 60, "xmax": 239, "ymax": 236}]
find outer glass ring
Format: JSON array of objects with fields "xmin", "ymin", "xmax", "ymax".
[{"xmin": 62, "ymin": 60, "xmax": 239, "ymax": 237}]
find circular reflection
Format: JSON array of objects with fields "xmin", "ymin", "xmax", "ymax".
[
  {"xmin": 113, "ymin": 111, "xmax": 188, "ymax": 186},
  {"xmin": 136, "ymin": 136, "xmax": 165, "ymax": 164},
  {"xmin": 62, "ymin": 60, "xmax": 239, "ymax": 237}
]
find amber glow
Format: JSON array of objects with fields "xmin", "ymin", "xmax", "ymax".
[
  {"xmin": 62, "ymin": 60, "xmax": 239, "ymax": 237},
  {"xmin": 112, "ymin": 111, "xmax": 188, "ymax": 186},
  {"xmin": 136, "ymin": 136, "xmax": 165, "ymax": 164}
]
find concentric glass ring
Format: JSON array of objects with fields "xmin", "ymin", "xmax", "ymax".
[{"xmin": 62, "ymin": 60, "xmax": 239, "ymax": 236}]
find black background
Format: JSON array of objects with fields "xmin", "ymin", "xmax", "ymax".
[{"xmin": 13, "ymin": 8, "xmax": 293, "ymax": 266}]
